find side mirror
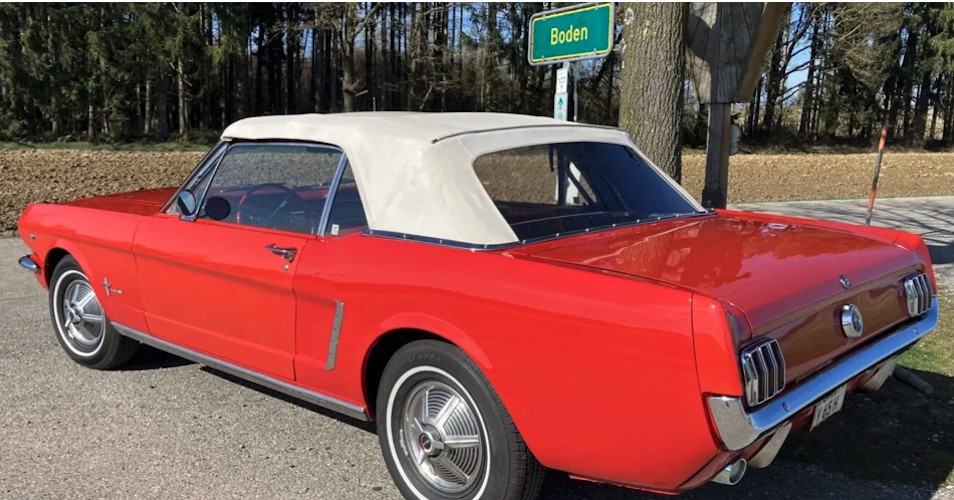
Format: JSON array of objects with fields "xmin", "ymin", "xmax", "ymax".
[
  {"xmin": 204, "ymin": 196, "xmax": 231, "ymax": 221},
  {"xmin": 176, "ymin": 190, "xmax": 198, "ymax": 217}
]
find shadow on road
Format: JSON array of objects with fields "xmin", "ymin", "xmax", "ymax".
[
  {"xmin": 120, "ymin": 344, "xmax": 194, "ymax": 370},
  {"xmin": 782, "ymin": 372, "xmax": 954, "ymax": 491},
  {"xmin": 200, "ymin": 366, "xmax": 377, "ymax": 434},
  {"xmin": 537, "ymin": 374, "xmax": 953, "ymax": 499},
  {"xmin": 929, "ymin": 243, "xmax": 953, "ymax": 266}
]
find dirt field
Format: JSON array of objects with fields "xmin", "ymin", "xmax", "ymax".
[
  {"xmin": 682, "ymin": 150, "xmax": 954, "ymax": 204},
  {"xmin": 2, "ymin": 148, "xmax": 954, "ymax": 237}
]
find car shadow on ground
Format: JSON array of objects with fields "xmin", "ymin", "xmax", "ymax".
[
  {"xmin": 200, "ymin": 365, "xmax": 378, "ymax": 433},
  {"xmin": 117, "ymin": 341, "xmax": 953, "ymax": 499},
  {"xmin": 538, "ymin": 373, "xmax": 954, "ymax": 499},
  {"xmin": 120, "ymin": 344, "xmax": 194, "ymax": 370},
  {"xmin": 116, "ymin": 346, "xmax": 377, "ymax": 430}
]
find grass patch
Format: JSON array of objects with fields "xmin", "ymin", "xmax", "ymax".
[
  {"xmin": 781, "ymin": 285, "xmax": 954, "ymax": 489},
  {"xmin": 0, "ymin": 141, "xmax": 210, "ymax": 152},
  {"xmin": 901, "ymin": 286, "xmax": 954, "ymax": 376}
]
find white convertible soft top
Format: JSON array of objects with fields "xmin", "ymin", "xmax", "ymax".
[{"xmin": 222, "ymin": 112, "xmax": 670, "ymax": 245}]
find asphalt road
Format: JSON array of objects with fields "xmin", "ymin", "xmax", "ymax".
[{"xmin": 1, "ymin": 197, "xmax": 952, "ymax": 500}]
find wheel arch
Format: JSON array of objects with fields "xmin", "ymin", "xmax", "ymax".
[
  {"xmin": 44, "ymin": 247, "xmax": 72, "ymax": 286},
  {"xmin": 361, "ymin": 314, "xmax": 496, "ymax": 421},
  {"xmin": 41, "ymin": 242, "xmax": 110, "ymax": 314}
]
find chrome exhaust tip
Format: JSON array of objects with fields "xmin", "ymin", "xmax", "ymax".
[{"xmin": 711, "ymin": 458, "xmax": 747, "ymax": 486}]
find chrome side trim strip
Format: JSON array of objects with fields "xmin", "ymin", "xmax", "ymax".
[
  {"xmin": 709, "ymin": 298, "xmax": 939, "ymax": 451},
  {"xmin": 324, "ymin": 300, "xmax": 345, "ymax": 370},
  {"xmin": 112, "ymin": 322, "xmax": 368, "ymax": 421},
  {"xmin": 18, "ymin": 255, "xmax": 40, "ymax": 273}
]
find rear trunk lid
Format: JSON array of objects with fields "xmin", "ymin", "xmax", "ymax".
[{"xmin": 519, "ymin": 212, "xmax": 920, "ymax": 385}]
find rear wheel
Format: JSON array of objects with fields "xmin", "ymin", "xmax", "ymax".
[
  {"xmin": 49, "ymin": 256, "xmax": 138, "ymax": 369},
  {"xmin": 377, "ymin": 340, "xmax": 545, "ymax": 500}
]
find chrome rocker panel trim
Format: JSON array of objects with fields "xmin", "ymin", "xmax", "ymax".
[
  {"xmin": 112, "ymin": 322, "xmax": 368, "ymax": 421},
  {"xmin": 709, "ymin": 298, "xmax": 939, "ymax": 451},
  {"xmin": 18, "ymin": 255, "xmax": 40, "ymax": 273}
]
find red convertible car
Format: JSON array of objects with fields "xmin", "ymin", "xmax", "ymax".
[{"xmin": 18, "ymin": 112, "xmax": 939, "ymax": 499}]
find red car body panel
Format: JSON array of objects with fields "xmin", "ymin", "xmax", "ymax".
[
  {"xmin": 519, "ymin": 212, "xmax": 925, "ymax": 388},
  {"xmin": 133, "ymin": 214, "xmax": 308, "ymax": 380},
  {"xmin": 16, "ymin": 185, "xmax": 937, "ymax": 493}
]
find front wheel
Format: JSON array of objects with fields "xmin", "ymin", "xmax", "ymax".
[
  {"xmin": 48, "ymin": 256, "xmax": 138, "ymax": 369},
  {"xmin": 377, "ymin": 340, "xmax": 545, "ymax": 500}
]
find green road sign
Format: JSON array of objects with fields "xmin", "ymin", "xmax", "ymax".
[{"xmin": 528, "ymin": 3, "xmax": 614, "ymax": 66}]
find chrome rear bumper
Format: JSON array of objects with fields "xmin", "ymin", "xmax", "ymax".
[
  {"xmin": 18, "ymin": 255, "xmax": 40, "ymax": 273},
  {"xmin": 709, "ymin": 298, "xmax": 939, "ymax": 451}
]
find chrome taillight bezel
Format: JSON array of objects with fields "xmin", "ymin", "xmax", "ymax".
[
  {"xmin": 740, "ymin": 339, "xmax": 786, "ymax": 407},
  {"xmin": 903, "ymin": 272, "xmax": 934, "ymax": 317}
]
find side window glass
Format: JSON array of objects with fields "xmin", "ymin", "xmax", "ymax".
[
  {"xmin": 326, "ymin": 164, "xmax": 368, "ymax": 236},
  {"xmin": 168, "ymin": 143, "xmax": 226, "ymax": 215},
  {"xmin": 201, "ymin": 143, "xmax": 344, "ymax": 235}
]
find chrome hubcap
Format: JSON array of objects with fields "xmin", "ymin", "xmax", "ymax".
[
  {"xmin": 61, "ymin": 280, "xmax": 105, "ymax": 350},
  {"xmin": 401, "ymin": 380, "xmax": 484, "ymax": 494}
]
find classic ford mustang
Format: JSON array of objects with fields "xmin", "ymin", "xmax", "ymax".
[{"xmin": 18, "ymin": 112, "xmax": 939, "ymax": 499}]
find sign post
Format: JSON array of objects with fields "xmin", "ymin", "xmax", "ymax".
[
  {"xmin": 528, "ymin": 3, "xmax": 614, "ymax": 122},
  {"xmin": 553, "ymin": 65, "xmax": 576, "ymax": 121},
  {"xmin": 685, "ymin": 3, "xmax": 786, "ymax": 208}
]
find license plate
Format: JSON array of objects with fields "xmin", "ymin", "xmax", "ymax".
[{"xmin": 810, "ymin": 385, "xmax": 847, "ymax": 430}]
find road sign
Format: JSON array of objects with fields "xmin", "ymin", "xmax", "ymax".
[
  {"xmin": 556, "ymin": 67, "xmax": 569, "ymax": 94},
  {"xmin": 554, "ymin": 92, "xmax": 568, "ymax": 121},
  {"xmin": 528, "ymin": 3, "xmax": 614, "ymax": 66}
]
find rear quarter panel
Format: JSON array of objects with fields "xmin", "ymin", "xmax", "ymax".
[
  {"xmin": 18, "ymin": 203, "xmax": 147, "ymax": 332},
  {"xmin": 294, "ymin": 234, "xmax": 719, "ymax": 491}
]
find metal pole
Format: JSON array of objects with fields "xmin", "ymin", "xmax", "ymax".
[
  {"xmin": 564, "ymin": 61, "xmax": 577, "ymax": 122},
  {"xmin": 570, "ymin": 62, "xmax": 578, "ymax": 122},
  {"xmin": 865, "ymin": 127, "xmax": 888, "ymax": 226}
]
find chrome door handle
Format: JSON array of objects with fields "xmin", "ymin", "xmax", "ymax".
[{"xmin": 265, "ymin": 244, "xmax": 298, "ymax": 262}]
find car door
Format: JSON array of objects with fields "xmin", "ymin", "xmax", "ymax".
[{"xmin": 133, "ymin": 142, "xmax": 346, "ymax": 380}]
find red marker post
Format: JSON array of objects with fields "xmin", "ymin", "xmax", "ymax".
[{"xmin": 865, "ymin": 127, "xmax": 888, "ymax": 226}]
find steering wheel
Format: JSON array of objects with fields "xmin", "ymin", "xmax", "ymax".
[{"xmin": 235, "ymin": 183, "xmax": 304, "ymax": 227}]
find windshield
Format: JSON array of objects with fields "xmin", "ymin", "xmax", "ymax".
[{"xmin": 473, "ymin": 142, "xmax": 704, "ymax": 241}]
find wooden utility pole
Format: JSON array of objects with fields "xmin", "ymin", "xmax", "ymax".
[{"xmin": 686, "ymin": 3, "xmax": 786, "ymax": 208}]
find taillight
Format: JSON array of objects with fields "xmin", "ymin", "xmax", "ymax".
[
  {"xmin": 903, "ymin": 272, "xmax": 934, "ymax": 317},
  {"xmin": 740, "ymin": 339, "xmax": 786, "ymax": 406}
]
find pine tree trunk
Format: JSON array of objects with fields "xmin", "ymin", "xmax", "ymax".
[
  {"xmin": 156, "ymin": 75, "xmax": 169, "ymax": 141},
  {"xmin": 900, "ymin": 27, "xmax": 919, "ymax": 143},
  {"xmin": 177, "ymin": 58, "xmax": 188, "ymax": 133},
  {"xmin": 762, "ymin": 33, "xmax": 784, "ymax": 133},
  {"xmin": 285, "ymin": 5, "xmax": 297, "ymax": 114},
  {"xmin": 255, "ymin": 24, "xmax": 265, "ymax": 114},
  {"xmin": 341, "ymin": 6, "xmax": 357, "ymax": 112},
  {"xmin": 912, "ymin": 72, "xmax": 932, "ymax": 145},
  {"xmin": 617, "ymin": 3, "xmax": 686, "ymax": 182},
  {"xmin": 799, "ymin": 13, "xmax": 819, "ymax": 138},
  {"xmin": 311, "ymin": 26, "xmax": 319, "ymax": 112},
  {"xmin": 144, "ymin": 79, "xmax": 152, "ymax": 136},
  {"xmin": 930, "ymin": 75, "xmax": 942, "ymax": 141}
]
